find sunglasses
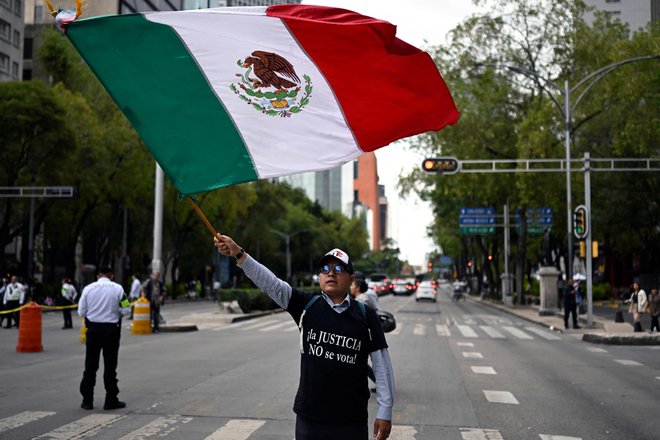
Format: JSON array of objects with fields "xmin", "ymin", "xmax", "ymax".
[{"xmin": 319, "ymin": 264, "xmax": 347, "ymax": 274}]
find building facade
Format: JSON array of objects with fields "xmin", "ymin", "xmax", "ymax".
[
  {"xmin": 353, "ymin": 152, "xmax": 389, "ymax": 251},
  {"xmin": 583, "ymin": 0, "xmax": 658, "ymax": 30},
  {"xmin": 0, "ymin": 0, "xmax": 23, "ymax": 82}
]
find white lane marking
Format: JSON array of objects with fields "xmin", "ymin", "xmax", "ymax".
[
  {"xmin": 539, "ymin": 435, "xmax": 582, "ymax": 440},
  {"xmin": 479, "ymin": 325, "xmax": 505, "ymax": 339},
  {"xmin": 614, "ymin": 359, "xmax": 643, "ymax": 366},
  {"xmin": 390, "ymin": 323, "xmax": 403, "ymax": 335},
  {"xmin": 457, "ymin": 342, "xmax": 474, "ymax": 347},
  {"xmin": 471, "ymin": 366, "xmax": 497, "ymax": 375},
  {"xmin": 502, "ymin": 326, "xmax": 534, "ymax": 340},
  {"xmin": 462, "ymin": 352, "xmax": 483, "ymax": 359},
  {"xmin": 211, "ymin": 320, "xmax": 251, "ymax": 331},
  {"xmin": 436, "ymin": 324, "xmax": 450, "ymax": 336},
  {"xmin": 117, "ymin": 415, "xmax": 193, "ymax": 440},
  {"xmin": 259, "ymin": 321, "xmax": 291, "ymax": 332},
  {"xmin": 240, "ymin": 319, "xmax": 279, "ymax": 331},
  {"xmin": 460, "ymin": 427, "xmax": 504, "ymax": 439},
  {"xmin": 525, "ymin": 326, "xmax": 561, "ymax": 340},
  {"xmin": 34, "ymin": 414, "xmax": 123, "ymax": 439},
  {"xmin": 413, "ymin": 323, "xmax": 426, "ymax": 336},
  {"xmin": 457, "ymin": 325, "xmax": 478, "ymax": 338},
  {"xmin": 389, "ymin": 425, "xmax": 417, "ymax": 439},
  {"xmin": 204, "ymin": 419, "xmax": 266, "ymax": 440},
  {"xmin": 656, "ymin": 376, "xmax": 660, "ymax": 380},
  {"xmin": 586, "ymin": 347, "xmax": 608, "ymax": 353},
  {"xmin": 0, "ymin": 411, "xmax": 55, "ymax": 434},
  {"xmin": 483, "ymin": 390, "xmax": 519, "ymax": 404}
]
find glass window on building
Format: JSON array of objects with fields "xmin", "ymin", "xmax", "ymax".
[
  {"xmin": 353, "ymin": 159, "xmax": 359, "ymax": 179},
  {"xmin": 23, "ymin": 36, "xmax": 32, "ymax": 59},
  {"xmin": 0, "ymin": 52, "xmax": 9, "ymax": 73},
  {"xmin": 11, "ymin": 60, "xmax": 18, "ymax": 78},
  {"xmin": 13, "ymin": 29, "xmax": 19, "ymax": 47},
  {"xmin": 14, "ymin": 0, "xmax": 21, "ymax": 15},
  {"xmin": 0, "ymin": 19, "xmax": 10, "ymax": 41}
]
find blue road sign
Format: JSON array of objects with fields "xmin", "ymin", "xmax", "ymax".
[
  {"xmin": 459, "ymin": 217, "xmax": 496, "ymax": 225},
  {"xmin": 459, "ymin": 207, "xmax": 495, "ymax": 216}
]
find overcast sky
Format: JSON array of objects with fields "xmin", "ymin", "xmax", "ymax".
[{"xmin": 301, "ymin": 1, "xmax": 482, "ymax": 266}]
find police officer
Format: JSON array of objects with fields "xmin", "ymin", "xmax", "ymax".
[
  {"xmin": 78, "ymin": 267, "xmax": 130, "ymax": 410},
  {"xmin": 3, "ymin": 275, "xmax": 25, "ymax": 328},
  {"xmin": 61, "ymin": 277, "xmax": 78, "ymax": 329}
]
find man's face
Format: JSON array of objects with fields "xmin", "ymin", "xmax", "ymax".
[
  {"xmin": 10, "ymin": 276, "xmax": 17, "ymax": 284},
  {"xmin": 319, "ymin": 258, "xmax": 353, "ymax": 298}
]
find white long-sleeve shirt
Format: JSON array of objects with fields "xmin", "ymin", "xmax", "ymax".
[
  {"xmin": 78, "ymin": 277, "xmax": 129, "ymax": 323},
  {"xmin": 239, "ymin": 255, "xmax": 395, "ymax": 421}
]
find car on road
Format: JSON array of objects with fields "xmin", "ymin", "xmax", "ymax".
[
  {"xmin": 370, "ymin": 273, "xmax": 393, "ymax": 295},
  {"xmin": 415, "ymin": 281, "xmax": 437, "ymax": 302},
  {"xmin": 392, "ymin": 280, "xmax": 415, "ymax": 295}
]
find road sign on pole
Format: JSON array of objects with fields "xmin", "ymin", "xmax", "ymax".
[{"xmin": 459, "ymin": 208, "xmax": 495, "ymax": 235}]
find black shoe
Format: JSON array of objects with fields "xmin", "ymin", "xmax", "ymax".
[
  {"xmin": 81, "ymin": 401, "xmax": 94, "ymax": 410},
  {"xmin": 574, "ymin": 325, "xmax": 581, "ymax": 329},
  {"xmin": 103, "ymin": 400, "xmax": 126, "ymax": 410}
]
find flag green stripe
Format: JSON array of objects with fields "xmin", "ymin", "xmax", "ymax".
[{"xmin": 67, "ymin": 14, "xmax": 257, "ymax": 195}]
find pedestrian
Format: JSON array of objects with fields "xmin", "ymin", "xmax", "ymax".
[
  {"xmin": 128, "ymin": 274, "xmax": 141, "ymax": 319},
  {"xmin": 352, "ymin": 271, "xmax": 381, "ymax": 312},
  {"xmin": 141, "ymin": 272, "xmax": 165, "ymax": 333},
  {"xmin": 3, "ymin": 275, "xmax": 25, "ymax": 329},
  {"xmin": 563, "ymin": 279, "xmax": 580, "ymax": 329},
  {"xmin": 78, "ymin": 267, "xmax": 130, "ymax": 410},
  {"xmin": 0, "ymin": 276, "xmax": 7, "ymax": 328},
  {"xmin": 60, "ymin": 277, "xmax": 78, "ymax": 329},
  {"xmin": 627, "ymin": 282, "xmax": 648, "ymax": 332},
  {"xmin": 649, "ymin": 288, "xmax": 660, "ymax": 333},
  {"xmin": 214, "ymin": 234, "xmax": 394, "ymax": 440}
]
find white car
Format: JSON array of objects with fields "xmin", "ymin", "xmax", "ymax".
[{"xmin": 415, "ymin": 282, "xmax": 437, "ymax": 302}]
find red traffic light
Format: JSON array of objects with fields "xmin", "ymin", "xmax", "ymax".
[{"xmin": 422, "ymin": 157, "xmax": 460, "ymax": 174}]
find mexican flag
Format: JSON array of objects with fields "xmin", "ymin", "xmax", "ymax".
[{"xmin": 65, "ymin": 5, "xmax": 459, "ymax": 196}]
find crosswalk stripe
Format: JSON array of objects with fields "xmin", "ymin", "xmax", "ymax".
[
  {"xmin": 614, "ymin": 359, "xmax": 643, "ymax": 366},
  {"xmin": 586, "ymin": 347, "xmax": 607, "ymax": 353},
  {"xmin": 471, "ymin": 366, "xmax": 497, "ymax": 375},
  {"xmin": 524, "ymin": 326, "xmax": 561, "ymax": 340},
  {"xmin": 483, "ymin": 390, "xmax": 519, "ymax": 404},
  {"xmin": 116, "ymin": 415, "xmax": 193, "ymax": 440},
  {"xmin": 204, "ymin": 419, "xmax": 266, "ymax": 440},
  {"xmin": 460, "ymin": 428, "xmax": 504, "ymax": 439},
  {"xmin": 502, "ymin": 326, "xmax": 534, "ymax": 340},
  {"xmin": 457, "ymin": 325, "xmax": 478, "ymax": 338},
  {"xmin": 211, "ymin": 320, "xmax": 251, "ymax": 331},
  {"xmin": 462, "ymin": 352, "xmax": 483, "ymax": 359},
  {"xmin": 413, "ymin": 323, "xmax": 426, "ymax": 336},
  {"xmin": 436, "ymin": 324, "xmax": 450, "ymax": 336},
  {"xmin": 479, "ymin": 325, "xmax": 505, "ymax": 338},
  {"xmin": 539, "ymin": 435, "xmax": 582, "ymax": 440},
  {"xmin": 259, "ymin": 321, "xmax": 291, "ymax": 332},
  {"xmin": 0, "ymin": 411, "xmax": 55, "ymax": 434},
  {"xmin": 34, "ymin": 414, "xmax": 124, "ymax": 439},
  {"xmin": 389, "ymin": 425, "xmax": 417, "ymax": 439},
  {"xmin": 457, "ymin": 342, "xmax": 474, "ymax": 347},
  {"xmin": 240, "ymin": 319, "xmax": 280, "ymax": 331}
]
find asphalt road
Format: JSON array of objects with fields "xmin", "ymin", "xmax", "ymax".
[{"xmin": 0, "ymin": 290, "xmax": 658, "ymax": 439}]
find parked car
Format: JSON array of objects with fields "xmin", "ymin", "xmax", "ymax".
[{"xmin": 415, "ymin": 281, "xmax": 437, "ymax": 302}]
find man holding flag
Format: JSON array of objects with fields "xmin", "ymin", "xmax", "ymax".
[{"xmin": 215, "ymin": 234, "xmax": 394, "ymax": 440}]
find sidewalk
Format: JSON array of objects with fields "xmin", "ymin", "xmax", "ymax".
[
  {"xmin": 469, "ymin": 295, "xmax": 660, "ymax": 346},
  {"xmin": 159, "ymin": 303, "xmax": 284, "ymax": 333}
]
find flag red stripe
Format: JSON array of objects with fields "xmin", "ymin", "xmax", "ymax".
[{"xmin": 267, "ymin": 5, "xmax": 460, "ymax": 151}]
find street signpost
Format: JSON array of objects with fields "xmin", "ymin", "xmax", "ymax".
[
  {"xmin": 459, "ymin": 207, "xmax": 495, "ymax": 235},
  {"xmin": 516, "ymin": 207, "xmax": 553, "ymax": 235}
]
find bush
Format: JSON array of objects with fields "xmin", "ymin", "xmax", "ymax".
[
  {"xmin": 218, "ymin": 288, "xmax": 280, "ymax": 313},
  {"xmin": 592, "ymin": 283, "xmax": 612, "ymax": 301}
]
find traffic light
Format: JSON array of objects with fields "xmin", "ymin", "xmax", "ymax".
[
  {"xmin": 579, "ymin": 241, "xmax": 586, "ymax": 258},
  {"xmin": 427, "ymin": 262, "xmax": 433, "ymax": 272},
  {"xmin": 421, "ymin": 157, "xmax": 460, "ymax": 175},
  {"xmin": 573, "ymin": 205, "xmax": 588, "ymax": 239}
]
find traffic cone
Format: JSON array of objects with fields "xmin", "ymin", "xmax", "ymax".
[
  {"xmin": 16, "ymin": 302, "xmax": 43, "ymax": 352},
  {"xmin": 132, "ymin": 297, "xmax": 151, "ymax": 335}
]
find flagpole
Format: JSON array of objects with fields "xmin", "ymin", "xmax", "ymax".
[{"xmin": 186, "ymin": 197, "xmax": 220, "ymax": 238}]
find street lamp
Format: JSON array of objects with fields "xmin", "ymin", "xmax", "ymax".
[
  {"xmin": 475, "ymin": 55, "xmax": 659, "ymax": 280},
  {"xmin": 270, "ymin": 228, "xmax": 307, "ymax": 282}
]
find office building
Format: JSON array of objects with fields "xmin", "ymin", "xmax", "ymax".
[
  {"xmin": 583, "ymin": 0, "xmax": 658, "ymax": 30},
  {"xmin": 0, "ymin": 0, "xmax": 23, "ymax": 82}
]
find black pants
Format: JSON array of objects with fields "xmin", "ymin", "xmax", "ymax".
[
  {"xmin": 151, "ymin": 301, "xmax": 161, "ymax": 331},
  {"xmin": 564, "ymin": 302, "xmax": 578, "ymax": 328},
  {"xmin": 80, "ymin": 321, "xmax": 121, "ymax": 403},
  {"xmin": 651, "ymin": 315, "xmax": 659, "ymax": 332},
  {"xmin": 4, "ymin": 300, "xmax": 19, "ymax": 328},
  {"xmin": 295, "ymin": 415, "xmax": 368, "ymax": 440},
  {"xmin": 62, "ymin": 302, "xmax": 73, "ymax": 328}
]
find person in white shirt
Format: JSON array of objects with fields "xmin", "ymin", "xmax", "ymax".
[
  {"xmin": 3, "ymin": 275, "xmax": 25, "ymax": 329},
  {"xmin": 128, "ymin": 274, "xmax": 141, "ymax": 319},
  {"xmin": 60, "ymin": 277, "xmax": 78, "ymax": 329},
  {"xmin": 78, "ymin": 267, "xmax": 130, "ymax": 411}
]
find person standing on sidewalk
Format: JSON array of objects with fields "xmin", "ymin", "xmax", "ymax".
[
  {"xmin": 128, "ymin": 274, "xmax": 141, "ymax": 319},
  {"xmin": 647, "ymin": 288, "xmax": 659, "ymax": 333},
  {"xmin": 141, "ymin": 272, "xmax": 165, "ymax": 333},
  {"xmin": 627, "ymin": 282, "xmax": 648, "ymax": 332},
  {"xmin": 78, "ymin": 267, "xmax": 130, "ymax": 410},
  {"xmin": 60, "ymin": 277, "xmax": 78, "ymax": 329},
  {"xmin": 563, "ymin": 279, "xmax": 580, "ymax": 329},
  {"xmin": 214, "ymin": 234, "xmax": 394, "ymax": 440}
]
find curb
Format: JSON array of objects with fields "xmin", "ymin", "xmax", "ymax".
[
  {"xmin": 229, "ymin": 309, "xmax": 286, "ymax": 323},
  {"xmin": 158, "ymin": 324, "xmax": 198, "ymax": 333},
  {"xmin": 582, "ymin": 333, "xmax": 660, "ymax": 345}
]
